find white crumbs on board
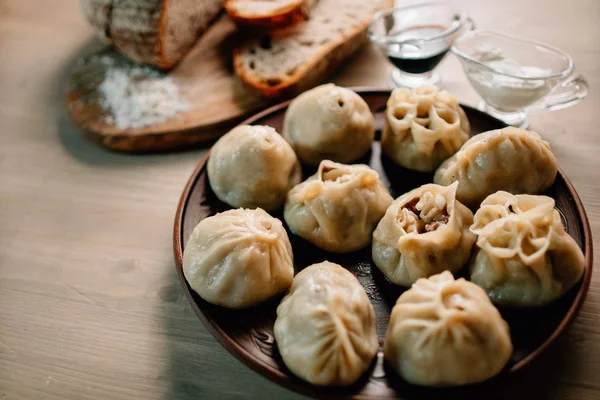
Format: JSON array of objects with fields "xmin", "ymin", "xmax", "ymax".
[{"xmin": 94, "ymin": 56, "xmax": 190, "ymax": 130}]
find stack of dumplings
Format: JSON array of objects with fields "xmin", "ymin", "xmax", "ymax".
[{"xmin": 181, "ymin": 84, "xmax": 586, "ymax": 390}]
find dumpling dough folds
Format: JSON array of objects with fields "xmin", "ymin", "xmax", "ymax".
[
  {"xmin": 183, "ymin": 208, "xmax": 294, "ymax": 309},
  {"xmin": 384, "ymin": 271, "xmax": 513, "ymax": 386},
  {"xmin": 469, "ymin": 191, "xmax": 585, "ymax": 307},
  {"xmin": 283, "ymin": 84, "xmax": 375, "ymax": 166},
  {"xmin": 274, "ymin": 261, "xmax": 378, "ymax": 386},
  {"xmin": 372, "ymin": 182, "xmax": 476, "ymax": 286},
  {"xmin": 382, "ymin": 85, "xmax": 470, "ymax": 172},
  {"xmin": 208, "ymin": 125, "xmax": 302, "ymax": 211},
  {"xmin": 434, "ymin": 127, "xmax": 558, "ymax": 208},
  {"xmin": 284, "ymin": 160, "xmax": 393, "ymax": 252}
]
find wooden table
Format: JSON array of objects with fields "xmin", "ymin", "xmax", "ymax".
[{"xmin": 1, "ymin": 0, "xmax": 599, "ymax": 399}]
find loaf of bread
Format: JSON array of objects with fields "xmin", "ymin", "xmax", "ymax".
[
  {"xmin": 81, "ymin": 0, "xmax": 224, "ymax": 70},
  {"xmin": 225, "ymin": 0, "xmax": 315, "ymax": 30},
  {"xmin": 234, "ymin": 0, "xmax": 393, "ymax": 98}
]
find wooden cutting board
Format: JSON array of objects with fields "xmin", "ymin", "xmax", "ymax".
[{"xmin": 65, "ymin": 15, "xmax": 268, "ymax": 152}]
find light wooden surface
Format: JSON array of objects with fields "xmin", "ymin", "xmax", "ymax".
[{"xmin": 0, "ymin": 0, "xmax": 599, "ymax": 399}]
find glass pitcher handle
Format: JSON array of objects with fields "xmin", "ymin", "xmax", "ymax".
[
  {"xmin": 465, "ymin": 17, "xmax": 476, "ymax": 32},
  {"xmin": 529, "ymin": 73, "xmax": 588, "ymax": 113}
]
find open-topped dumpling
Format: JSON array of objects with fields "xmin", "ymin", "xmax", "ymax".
[
  {"xmin": 284, "ymin": 160, "xmax": 393, "ymax": 252},
  {"xmin": 469, "ymin": 191, "xmax": 585, "ymax": 307},
  {"xmin": 382, "ymin": 86, "xmax": 470, "ymax": 172},
  {"xmin": 372, "ymin": 182, "xmax": 476, "ymax": 286}
]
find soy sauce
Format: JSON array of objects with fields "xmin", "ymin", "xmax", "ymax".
[
  {"xmin": 386, "ymin": 25, "xmax": 450, "ymax": 74},
  {"xmin": 388, "ymin": 50, "xmax": 449, "ymax": 74}
]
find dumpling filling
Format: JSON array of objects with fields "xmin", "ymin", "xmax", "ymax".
[
  {"xmin": 372, "ymin": 182, "xmax": 476, "ymax": 287},
  {"xmin": 320, "ymin": 164, "xmax": 353, "ymax": 183},
  {"xmin": 285, "ymin": 160, "xmax": 393, "ymax": 253},
  {"xmin": 397, "ymin": 192, "xmax": 449, "ymax": 234},
  {"xmin": 319, "ymin": 163, "xmax": 378, "ymax": 187}
]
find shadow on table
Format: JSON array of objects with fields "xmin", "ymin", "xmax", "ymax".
[{"xmin": 161, "ymin": 266, "xmax": 304, "ymax": 400}]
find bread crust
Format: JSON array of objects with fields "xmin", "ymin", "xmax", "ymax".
[
  {"xmin": 81, "ymin": 0, "xmax": 223, "ymax": 70},
  {"xmin": 225, "ymin": 0, "xmax": 311, "ymax": 31},
  {"xmin": 109, "ymin": 0, "xmax": 165, "ymax": 67},
  {"xmin": 233, "ymin": 0, "xmax": 393, "ymax": 98},
  {"xmin": 80, "ymin": 0, "xmax": 113, "ymax": 42}
]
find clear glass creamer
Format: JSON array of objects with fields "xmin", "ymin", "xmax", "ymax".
[{"xmin": 452, "ymin": 30, "xmax": 588, "ymax": 128}]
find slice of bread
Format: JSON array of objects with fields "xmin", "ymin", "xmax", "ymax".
[
  {"xmin": 225, "ymin": 0, "xmax": 315, "ymax": 30},
  {"xmin": 81, "ymin": 0, "xmax": 224, "ymax": 70},
  {"xmin": 233, "ymin": 0, "xmax": 393, "ymax": 98}
]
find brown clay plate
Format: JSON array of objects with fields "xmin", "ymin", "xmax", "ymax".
[{"xmin": 173, "ymin": 89, "xmax": 593, "ymax": 399}]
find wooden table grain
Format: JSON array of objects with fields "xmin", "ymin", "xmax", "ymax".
[{"xmin": 0, "ymin": 0, "xmax": 599, "ymax": 399}]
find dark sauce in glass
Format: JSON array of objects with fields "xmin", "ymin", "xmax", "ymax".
[{"xmin": 386, "ymin": 25, "xmax": 450, "ymax": 74}]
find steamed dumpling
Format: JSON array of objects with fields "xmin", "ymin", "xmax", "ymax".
[
  {"xmin": 284, "ymin": 160, "xmax": 393, "ymax": 252},
  {"xmin": 382, "ymin": 86, "xmax": 470, "ymax": 172},
  {"xmin": 434, "ymin": 127, "xmax": 558, "ymax": 208},
  {"xmin": 372, "ymin": 182, "xmax": 476, "ymax": 286},
  {"xmin": 208, "ymin": 125, "xmax": 302, "ymax": 211},
  {"xmin": 283, "ymin": 84, "xmax": 375, "ymax": 166},
  {"xmin": 469, "ymin": 191, "xmax": 585, "ymax": 307},
  {"xmin": 274, "ymin": 261, "xmax": 378, "ymax": 386},
  {"xmin": 183, "ymin": 208, "xmax": 294, "ymax": 309},
  {"xmin": 384, "ymin": 271, "xmax": 513, "ymax": 386}
]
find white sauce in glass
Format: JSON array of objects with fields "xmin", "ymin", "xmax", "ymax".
[{"xmin": 467, "ymin": 46, "xmax": 553, "ymax": 111}]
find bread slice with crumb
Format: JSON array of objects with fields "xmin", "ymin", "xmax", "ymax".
[
  {"xmin": 225, "ymin": 0, "xmax": 315, "ymax": 30},
  {"xmin": 233, "ymin": 0, "xmax": 393, "ymax": 98},
  {"xmin": 81, "ymin": 0, "xmax": 224, "ymax": 70}
]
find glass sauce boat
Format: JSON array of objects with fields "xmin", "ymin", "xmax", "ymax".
[{"xmin": 452, "ymin": 30, "xmax": 588, "ymax": 128}]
